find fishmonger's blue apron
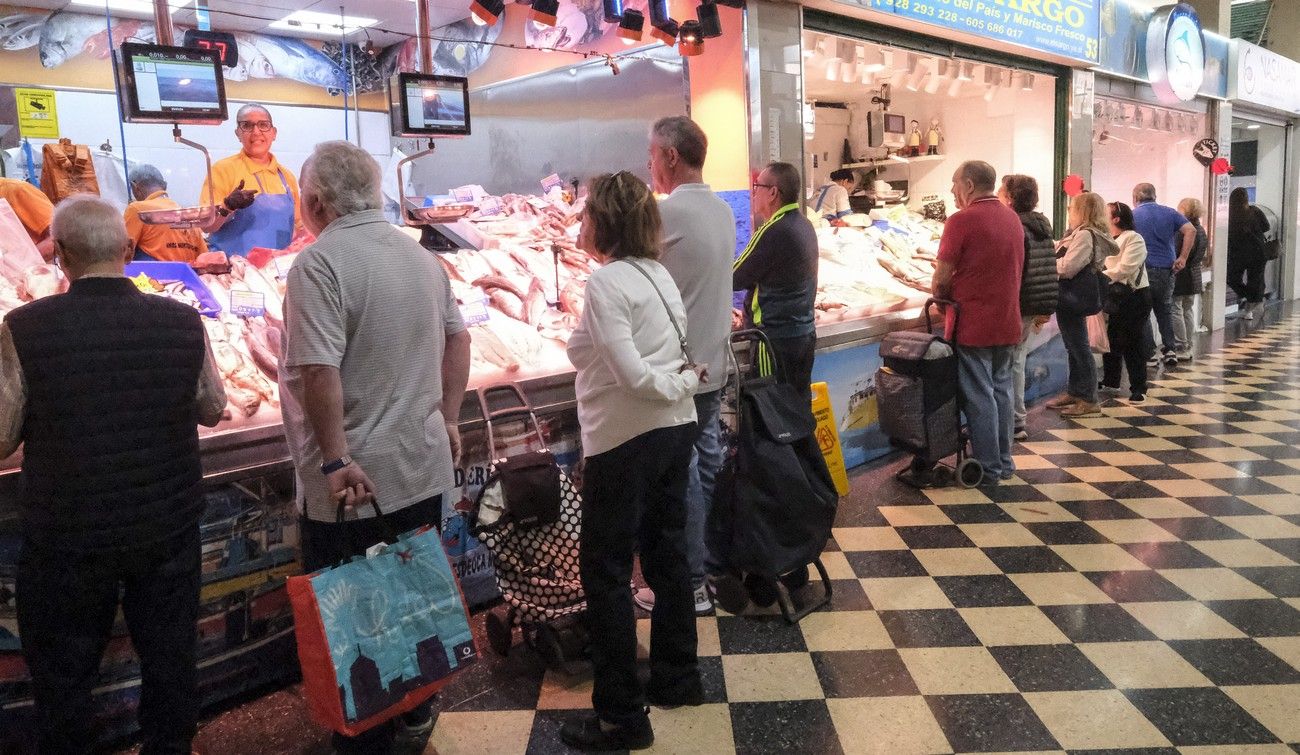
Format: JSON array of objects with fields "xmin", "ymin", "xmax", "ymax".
[{"xmin": 208, "ymin": 169, "xmax": 295, "ymax": 257}]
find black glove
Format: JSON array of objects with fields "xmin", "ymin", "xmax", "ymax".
[{"xmin": 223, "ymin": 179, "xmax": 259, "ymax": 212}]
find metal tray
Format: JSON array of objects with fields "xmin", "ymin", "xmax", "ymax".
[
  {"xmin": 404, "ymin": 201, "xmax": 475, "ymax": 224},
  {"xmin": 137, "ymin": 205, "xmax": 213, "ymax": 228}
]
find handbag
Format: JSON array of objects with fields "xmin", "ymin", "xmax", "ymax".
[
  {"xmin": 1086, "ymin": 312, "xmax": 1110, "ymax": 354},
  {"xmin": 288, "ymin": 500, "xmax": 477, "ymax": 736},
  {"xmin": 1058, "ymin": 230, "xmax": 1104, "ymax": 317}
]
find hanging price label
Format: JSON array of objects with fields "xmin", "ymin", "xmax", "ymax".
[
  {"xmin": 540, "ymin": 173, "xmax": 564, "ymax": 193},
  {"xmin": 452, "ymin": 186, "xmax": 476, "ymax": 203},
  {"xmin": 479, "ymin": 197, "xmax": 503, "ymax": 216},
  {"xmin": 458, "ymin": 289, "xmax": 490, "ymax": 326},
  {"xmin": 230, "ymin": 289, "xmax": 266, "ymax": 318}
]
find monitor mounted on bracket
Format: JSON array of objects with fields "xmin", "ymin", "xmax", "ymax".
[
  {"xmin": 116, "ymin": 42, "xmax": 227, "ymax": 125},
  {"xmin": 388, "ymin": 73, "xmax": 471, "ymax": 138}
]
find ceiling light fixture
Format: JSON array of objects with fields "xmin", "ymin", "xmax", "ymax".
[
  {"xmin": 678, "ymin": 20, "xmax": 703, "ymax": 55},
  {"xmin": 617, "ymin": 8, "xmax": 644, "ymax": 43},
  {"xmin": 603, "ymin": 0, "xmax": 624, "ymax": 23},
  {"xmin": 70, "ymin": 0, "xmax": 189, "ymax": 14},
  {"xmin": 469, "ymin": 0, "xmax": 504, "ymax": 26},
  {"xmin": 650, "ymin": 18, "xmax": 678, "ymax": 47},
  {"xmin": 268, "ymin": 9, "xmax": 377, "ymax": 36},
  {"xmin": 697, "ymin": 0, "xmax": 722, "ymax": 38},
  {"xmin": 529, "ymin": 0, "xmax": 560, "ymax": 27}
]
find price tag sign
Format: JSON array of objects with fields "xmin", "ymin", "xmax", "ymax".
[
  {"xmin": 230, "ymin": 289, "xmax": 266, "ymax": 318},
  {"xmin": 451, "ymin": 186, "xmax": 476, "ymax": 203},
  {"xmin": 479, "ymin": 197, "xmax": 503, "ymax": 217},
  {"xmin": 920, "ymin": 194, "xmax": 947, "ymax": 223},
  {"xmin": 271, "ymin": 255, "xmax": 291, "ymax": 280},
  {"xmin": 458, "ymin": 289, "xmax": 490, "ymax": 326},
  {"xmin": 540, "ymin": 173, "xmax": 564, "ymax": 194}
]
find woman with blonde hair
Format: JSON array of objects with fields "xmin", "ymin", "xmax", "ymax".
[
  {"xmin": 1048, "ymin": 191, "xmax": 1119, "ymax": 417},
  {"xmin": 1172, "ymin": 197, "xmax": 1207, "ymax": 355},
  {"xmin": 563, "ymin": 171, "xmax": 707, "ymax": 751}
]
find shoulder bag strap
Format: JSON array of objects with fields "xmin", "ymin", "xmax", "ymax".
[{"xmin": 618, "ymin": 258, "xmax": 693, "ymax": 364}]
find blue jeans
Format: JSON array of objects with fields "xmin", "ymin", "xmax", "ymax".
[
  {"xmin": 1146, "ymin": 266, "xmax": 1175, "ymax": 353},
  {"xmin": 1056, "ymin": 312, "xmax": 1097, "ymax": 403},
  {"xmin": 957, "ymin": 346, "xmax": 1015, "ymax": 481},
  {"xmin": 686, "ymin": 389, "xmax": 724, "ymax": 586}
]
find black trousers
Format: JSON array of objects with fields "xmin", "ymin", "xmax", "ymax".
[
  {"xmin": 763, "ymin": 332, "xmax": 817, "ymax": 398},
  {"xmin": 1102, "ymin": 287, "xmax": 1153, "ymax": 396},
  {"xmin": 299, "ymin": 494, "xmax": 443, "ymax": 754},
  {"xmin": 17, "ymin": 526, "xmax": 201, "ymax": 755},
  {"xmin": 580, "ymin": 422, "xmax": 698, "ymax": 727},
  {"xmin": 1227, "ymin": 256, "xmax": 1268, "ymax": 304}
]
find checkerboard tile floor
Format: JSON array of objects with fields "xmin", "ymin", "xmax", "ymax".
[{"xmin": 422, "ymin": 314, "xmax": 1300, "ymax": 754}]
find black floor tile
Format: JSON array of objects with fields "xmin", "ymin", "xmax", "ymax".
[
  {"xmin": 1182, "ymin": 496, "xmax": 1271, "ymax": 517},
  {"xmin": 934, "ymin": 575, "xmax": 1032, "ymax": 607},
  {"xmin": 1051, "ymin": 453, "xmax": 1112, "ymax": 468},
  {"xmin": 1236, "ymin": 566, "xmax": 1300, "ymax": 598},
  {"xmin": 525, "ymin": 710, "xmax": 596, "ymax": 755},
  {"xmin": 1122, "ymin": 687, "xmax": 1280, "ymax": 746},
  {"xmin": 697, "ymin": 655, "xmax": 728, "ymax": 705},
  {"xmin": 926, "ymin": 693, "xmax": 1060, "ymax": 752},
  {"xmin": 431, "ymin": 644, "xmax": 546, "ymax": 711},
  {"xmin": 1263, "ymin": 538, "xmax": 1300, "ymax": 562},
  {"xmin": 1145, "ymin": 449, "xmax": 1222, "ymax": 465},
  {"xmin": 1059, "ymin": 499, "xmax": 1144, "ymax": 521},
  {"xmin": 1062, "ymin": 747, "xmax": 1178, "ymax": 755},
  {"xmin": 982, "ymin": 484, "xmax": 1055, "ymax": 503},
  {"xmin": 1015, "ymin": 468, "xmax": 1083, "ymax": 485},
  {"xmin": 1024, "ymin": 521, "xmax": 1112, "ymax": 545},
  {"xmin": 941, "ymin": 504, "xmax": 1016, "ymax": 524},
  {"xmin": 1084, "ymin": 571, "xmax": 1192, "ymax": 603},
  {"xmin": 1039, "ymin": 603, "xmax": 1158, "ymax": 643},
  {"xmin": 989, "ymin": 644, "xmax": 1114, "ymax": 692},
  {"xmin": 811, "ymin": 649, "xmax": 920, "ymax": 698},
  {"xmin": 1152, "ymin": 517, "xmax": 1250, "ymax": 541},
  {"xmin": 716, "ymin": 616, "xmax": 809, "ymax": 654},
  {"xmin": 1175, "ymin": 435, "xmax": 1240, "ymax": 450},
  {"xmin": 1235, "ymin": 459, "xmax": 1300, "ymax": 477},
  {"xmin": 1211, "ymin": 476, "xmax": 1300, "ymax": 497},
  {"xmin": 1090, "ymin": 481, "xmax": 1176, "ymax": 500},
  {"xmin": 877, "ymin": 609, "xmax": 981, "ymax": 648},
  {"xmin": 1168, "ymin": 638, "xmax": 1300, "ymax": 685},
  {"xmin": 894, "ymin": 525, "xmax": 976, "ymax": 550},
  {"xmin": 1121, "ymin": 541, "xmax": 1221, "ymax": 569},
  {"xmin": 1205, "ymin": 599, "xmax": 1300, "ymax": 637},
  {"xmin": 729, "ymin": 700, "xmax": 845, "ymax": 755},
  {"xmin": 844, "ymin": 549, "xmax": 928, "ymax": 578},
  {"xmin": 832, "ymin": 503, "xmax": 890, "ymax": 528},
  {"xmin": 981, "ymin": 546, "xmax": 1076, "ymax": 573},
  {"xmin": 1098, "ymin": 465, "xmax": 1194, "ymax": 481},
  {"xmin": 823, "ymin": 578, "xmax": 874, "ymax": 612}
]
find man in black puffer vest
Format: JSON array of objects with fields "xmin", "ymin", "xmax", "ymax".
[
  {"xmin": 998, "ymin": 175, "xmax": 1058, "ymax": 441},
  {"xmin": 0, "ymin": 195, "xmax": 226, "ymax": 754}
]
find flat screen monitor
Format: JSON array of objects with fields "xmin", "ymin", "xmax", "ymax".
[
  {"xmin": 389, "ymin": 73, "xmax": 470, "ymax": 138},
  {"xmin": 883, "ymin": 113, "xmax": 906, "ymax": 136},
  {"xmin": 116, "ymin": 42, "xmax": 227, "ymax": 125}
]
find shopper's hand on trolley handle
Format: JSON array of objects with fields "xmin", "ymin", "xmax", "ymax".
[
  {"xmin": 681, "ymin": 362, "xmax": 709, "ymax": 384},
  {"xmin": 329, "ymin": 462, "xmax": 376, "ymax": 512}
]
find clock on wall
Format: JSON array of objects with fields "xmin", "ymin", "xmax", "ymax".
[{"xmin": 1146, "ymin": 3, "xmax": 1205, "ymax": 104}]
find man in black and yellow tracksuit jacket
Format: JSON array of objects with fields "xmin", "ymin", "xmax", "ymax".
[{"xmin": 733, "ymin": 162, "xmax": 819, "ymax": 396}]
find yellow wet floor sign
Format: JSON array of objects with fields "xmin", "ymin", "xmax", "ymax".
[{"xmin": 811, "ymin": 382, "xmax": 850, "ymax": 496}]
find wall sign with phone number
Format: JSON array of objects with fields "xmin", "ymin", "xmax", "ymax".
[{"xmin": 866, "ymin": 0, "xmax": 1099, "ymax": 64}]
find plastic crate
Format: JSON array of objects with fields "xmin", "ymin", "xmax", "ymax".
[{"xmin": 124, "ymin": 261, "xmax": 222, "ymax": 318}]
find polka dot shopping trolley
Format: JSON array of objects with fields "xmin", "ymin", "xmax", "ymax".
[{"xmin": 469, "ymin": 384, "xmax": 589, "ymax": 674}]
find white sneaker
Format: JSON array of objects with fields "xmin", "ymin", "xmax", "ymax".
[{"xmin": 633, "ymin": 585, "xmax": 715, "ymax": 616}]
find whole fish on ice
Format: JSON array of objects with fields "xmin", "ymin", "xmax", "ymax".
[
  {"xmin": 249, "ymin": 35, "xmax": 349, "ymax": 92},
  {"xmin": 0, "ymin": 13, "xmax": 47, "ymax": 51}
]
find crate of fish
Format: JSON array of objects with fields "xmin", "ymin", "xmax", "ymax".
[{"xmin": 124, "ymin": 261, "xmax": 222, "ymax": 318}]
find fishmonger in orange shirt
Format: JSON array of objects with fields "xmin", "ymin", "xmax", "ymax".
[
  {"xmin": 0, "ymin": 176, "xmax": 55, "ymax": 260},
  {"xmin": 124, "ymin": 165, "xmax": 208, "ymax": 262}
]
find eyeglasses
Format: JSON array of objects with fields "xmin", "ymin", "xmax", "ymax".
[
  {"xmin": 751, "ymin": 182, "xmax": 775, "ymax": 192},
  {"xmin": 237, "ymin": 120, "xmax": 274, "ymax": 133}
]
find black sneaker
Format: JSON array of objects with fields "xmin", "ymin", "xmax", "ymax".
[
  {"xmin": 560, "ymin": 713, "xmax": 654, "ymax": 751},
  {"xmin": 1125, "ymin": 393, "xmax": 1146, "ymax": 405},
  {"xmin": 1162, "ymin": 351, "xmax": 1178, "ymax": 367},
  {"xmin": 647, "ymin": 678, "xmax": 705, "ymax": 708}
]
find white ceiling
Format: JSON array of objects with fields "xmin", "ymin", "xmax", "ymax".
[{"xmin": 18, "ymin": 0, "xmax": 467, "ymax": 45}]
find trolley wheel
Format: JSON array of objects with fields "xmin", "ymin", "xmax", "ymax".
[
  {"xmin": 957, "ymin": 458, "xmax": 984, "ymax": 488},
  {"xmin": 744, "ymin": 574, "xmax": 779, "ymax": 608},
  {"xmin": 534, "ymin": 623, "xmax": 579, "ymax": 675},
  {"xmin": 485, "ymin": 608, "xmax": 513, "ymax": 657},
  {"xmin": 780, "ymin": 568, "xmax": 810, "ymax": 592},
  {"xmin": 930, "ymin": 466, "xmax": 953, "ymax": 487}
]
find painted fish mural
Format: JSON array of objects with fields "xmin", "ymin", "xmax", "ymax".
[{"xmin": 0, "ymin": 12, "xmax": 43, "ymax": 51}]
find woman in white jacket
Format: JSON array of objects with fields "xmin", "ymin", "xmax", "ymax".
[
  {"xmin": 1048, "ymin": 192, "xmax": 1118, "ymax": 417},
  {"xmin": 562, "ymin": 171, "xmax": 707, "ymax": 752},
  {"xmin": 1101, "ymin": 202, "xmax": 1153, "ymax": 403}
]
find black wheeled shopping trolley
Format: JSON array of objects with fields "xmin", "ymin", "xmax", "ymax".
[
  {"xmin": 875, "ymin": 299, "xmax": 984, "ymax": 488},
  {"xmin": 469, "ymin": 384, "xmax": 589, "ymax": 674}
]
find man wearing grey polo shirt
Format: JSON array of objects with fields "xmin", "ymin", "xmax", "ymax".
[
  {"xmin": 280, "ymin": 140, "xmax": 471, "ymax": 755},
  {"xmin": 632, "ymin": 116, "xmax": 736, "ymax": 617}
]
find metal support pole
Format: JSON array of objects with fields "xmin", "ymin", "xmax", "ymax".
[
  {"xmin": 152, "ymin": 0, "xmax": 174, "ymax": 46},
  {"xmin": 415, "ymin": 0, "xmax": 434, "ymax": 75}
]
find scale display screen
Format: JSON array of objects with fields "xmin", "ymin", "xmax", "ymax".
[
  {"xmin": 389, "ymin": 73, "xmax": 470, "ymax": 138},
  {"xmin": 117, "ymin": 42, "xmax": 227, "ymax": 124}
]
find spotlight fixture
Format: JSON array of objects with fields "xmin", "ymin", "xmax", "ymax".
[
  {"xmin": 697, "ymin": 0, "xmax": 722, "ymax": 38},
  {"xmin": 650, "ymin": 17, "xmax": 678, "ymax": 46},
  {"xmin": 678, "ymin": 19, "xmax": 703, "ymax": 54},
  {"xmin": 617, "ymin": 8, "xmax": 644, "ymax": 43},
  {"xmin": 469, "ymin": 0, "xmax": 504, "ymax": 25},
  {"xmin": 647, "ymin": 0, "xmax": 670, "ymax": 27},
  {"xmin": 602, "ymin": 0, "xmax": 623, "ymax": 24},
  {"xmin": 530, "ymin": 0, "xmax": 559, "ymax": 26}
]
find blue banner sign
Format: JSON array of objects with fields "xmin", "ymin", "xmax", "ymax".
[{"xmin": 864, "ymin": 0, "xmax": 1099, "ymax": 64}]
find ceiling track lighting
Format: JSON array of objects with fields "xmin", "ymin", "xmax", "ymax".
[
  {"xmin": 602, "ymin": 0, "xmax": 624, "ymax": 24},
  {"xmin": 697, "ymin": 0, "xmax": 722, "ymax": 38},
  {"xmin": 617, "ymin": 8, "xmax": 644, "ymax": 43},
  {"xmin": 469, "ymin": 0, "xmax": 504, "ymax": 25},
  {"xmin": 529, "ymin": 0, "xmax": 559, "ymax": 27},
  {"xmin": 650, "ymin": 18, "xmax": 678, "ymax": 47},
  {"xmin": 678, "ymin": 19, "xmax": 704, "ymax": 55}
]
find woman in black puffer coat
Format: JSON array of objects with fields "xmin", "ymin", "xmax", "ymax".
[{"xmin": 999, "ymin": 175, "xmax": 1057, "ymax": 440}]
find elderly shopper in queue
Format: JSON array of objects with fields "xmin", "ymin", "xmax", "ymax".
[
  {"xmin": 1100, "ymin": 202, "xmax": 1152, "ymax": 404},
  {"xmin": 632, "ymin": 116, "xmax": 736, "ymax": 618},
  {"xmin": 997, "ymin": 174, "xmax": 1057, "ymax": 441},
  {"xmin": 562, "ymin": 171, "xmax": 706, "ymax": 751},
  {"xmin": 1172, "ymin": 198, "xmax": 1207, "ymax": 357},
  {"xmin": 931, "ymin": 161, "xmax": 1024, "ymax": 484},
  {"xmin": 1048, "ymin": 192, "xmax": 1117, "ymax": 418},
  {"xmin": 280, "ymin": 140, "xmax": 471, "ymax": 754},
  {"xmin": 1132, "ymin": 183, "xmax": 1196, "ymax": 364},
  {"xmin": 0, "ymin": 195, "xmax": 225, "ymax": 753}
]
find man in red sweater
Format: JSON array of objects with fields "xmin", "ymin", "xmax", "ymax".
[{"xmin": 931, "ymin": 161, "xmax": 1025, "ymax": 484}]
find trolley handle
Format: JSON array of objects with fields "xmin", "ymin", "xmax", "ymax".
[
  {"xmin": 729, "ymin": 328, "xmax": 787, "ymax": 384},
  {"xmin": 923, "ymin": 298, "xmax": 959, "ymax": 338},
  {"xmin": 476, "ymin": 383, "xmax": 548, "ymax": 459}
]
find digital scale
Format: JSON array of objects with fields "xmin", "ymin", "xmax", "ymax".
[{"xmin": 389, "ymin": 72, "xmax": 476, "ymax": 227}]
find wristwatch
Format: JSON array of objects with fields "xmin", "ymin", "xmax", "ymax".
[{"xmin": 320, "ymin": 455, "xmax": 353, "ymax": 475}]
